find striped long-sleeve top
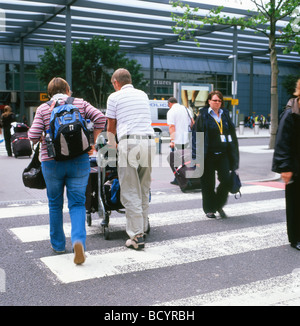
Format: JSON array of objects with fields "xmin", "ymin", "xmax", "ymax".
[{"xmin": 28, "ymin": 94, "xmax": 106, "ymax": 161}]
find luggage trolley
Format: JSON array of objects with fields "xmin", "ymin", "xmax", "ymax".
[
  {"xmin": 85, "ymin": 135, "xmax": 125, "ymax": 240},
  {"xmin": 85, "ymin": 156, "xmax": 99, "ymax": 227},
  {"xmin": 11, "ymin": 122, "xmax": 32, "ymax": 158},
  {"xmin": 98, "ymin": 135, "xmax": 125, "ymax": 240},
  {"xmin": 86, "ymin": 134, "xmax": 151, "ymax": 239}
]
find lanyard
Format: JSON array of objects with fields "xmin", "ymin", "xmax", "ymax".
[{"xmin": 212, "ymin": 116, "xmax": 223, "ymax": 135}]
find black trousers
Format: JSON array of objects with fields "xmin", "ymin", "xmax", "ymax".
[
  {"xmin": 201, "ymin": 152, "xmax": 231, "ymax": 214},
  {"xmin": 3, "ymin": 127, "xmax": 12, "ymax": 156},
  {"xmin": 285, "ymin": 176, "xmax": 300, "ymax": 244}
]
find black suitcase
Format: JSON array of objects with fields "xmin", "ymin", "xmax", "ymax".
[
  {"xmin": 11, "ymin": 132, "xmax": 32, "ymax": 158},
  {"xmin": 85, "ymin": 157, "xmax": 99, "ymax": 226},
  {"xmin": 14, "ymin": 123, "xmax": 29, "ymax": 133},
  {"xmin": 167, "ymin": 149, "xmax": 202, "ymax": 193}
]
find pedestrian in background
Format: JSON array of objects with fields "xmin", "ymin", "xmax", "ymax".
[
  {"xmin": 194, "ymin": 90, "xmax": 239, "ymax": 219},
  {"xmin": 272, "ymin": 79, "xmax": 300, "ymax": 250},
  {"xmin": 167, "ymin": 97, "xmax": 194, "ymax": 185},
  {"xmin": 106, "ymin": 68, "xmax": 156, "ymax": 251},
  {"xmin": 28, "ymin": 77, "xmax": 106, "ymax": 264},
  {"xmin": 0, "ymin": 105, "xmax": 15, "ymax": 157}
]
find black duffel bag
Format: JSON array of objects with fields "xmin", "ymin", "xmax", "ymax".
[{"xmin": 22, "ymin": 142, "xmax": 46, "ymax": 190}]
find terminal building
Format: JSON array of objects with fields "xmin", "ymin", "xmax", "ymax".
[
  {"xmin": 0, "ymin": 1, "xmax": 299, "ymax": 125},
  {"xmin": 0, "ymin": 44, "xmax": 297, "ymax": 124}
]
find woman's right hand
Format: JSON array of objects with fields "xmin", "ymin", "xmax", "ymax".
[{"xmin": 281, "ymin": 171, "xmax": 293, "ymax": 184}]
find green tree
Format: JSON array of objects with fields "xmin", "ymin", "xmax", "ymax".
[
  {"xmin": 171, "ymin": 0, "xmax": 300, "ymax": 148},
  {"xmin": 36, "ymin": 36, "xmax": 146, "ymax": 108}
]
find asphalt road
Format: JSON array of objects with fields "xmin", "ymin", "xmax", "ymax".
[{"xmin": 2, "ymin": 136, "xmax": 299, "ymax": 309}]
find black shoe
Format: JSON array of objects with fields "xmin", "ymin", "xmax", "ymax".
[
  {"xmin": 170, "ymin": 179, "xmax": 178, "ymax": 185},
  {"xmin": 125, "ymin": 234, "xmax": 145, "ymax": 250},
  {"xmin": 291, "ymin": 242, "xmax": 300, "ymax": 250},
  {"xmin": 217, "ymin": 208, "xmax": 228, "ymax": 219},
  {"xmin": 206, "ymin": 213, "xmax": 216, "ymax": 218}
]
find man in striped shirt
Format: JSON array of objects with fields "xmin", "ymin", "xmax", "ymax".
[{"xmin": 106, "ymin": 68, "xmax": 155, "ymax": 251}]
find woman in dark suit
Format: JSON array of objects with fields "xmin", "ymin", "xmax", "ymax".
[
  {"xmin": 194, "ymin": 90, "xmax": 239, "ymax": 219},
  {"xmin": 1, "ymin": 105, "xmax": 15, "ymax": 157},
  {"xmin": 272, "ymin": 79, "xmax": 300, "ymax": 250}
]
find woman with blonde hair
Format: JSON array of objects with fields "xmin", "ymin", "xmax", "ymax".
[{"xmin": 0, "ymin": 105, "xmax": 15, "ymax": 156}]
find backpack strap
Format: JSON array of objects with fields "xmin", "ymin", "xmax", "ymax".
[
  {"xmin": 46, "ymin": 96, "xmax": 75, "ymax": 107},
  {"xmin": 66, "ymin": 97, "xmax": 75, "ymax": 105}
]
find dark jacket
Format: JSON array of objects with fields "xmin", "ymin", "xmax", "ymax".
[
  {"xmin": 1, "ymin": 112, "xmax": 15, "ymax": 129},
  {"xmin": 272, "ymin": 98, "xmax": 300, "ymax": 175},
  {"xmin": 193, "ymin": 106, "xmax": 239, "ymax": 170}
]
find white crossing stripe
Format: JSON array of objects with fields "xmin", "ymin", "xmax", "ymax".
[
  {"xmin": 0, "ymin": 202, "xmax": 68, "ymax": 219},
  {"xmin": 39, "ymin": 222, "xmax": 288, "ymax": 284},
  {"xmin": 1, "ymin": 184, "xmax": 283, "ymax": 219},
  {"xmin": 150, "ymin": 184, "xmax": 282, "ymax": 204},
  {"xmin": 9, "ymin": 197, "xmax": 285, "ymax": 243},
  {"xmin": 157, "ymin": 271, "xmax": 300, "ymax": 306}
]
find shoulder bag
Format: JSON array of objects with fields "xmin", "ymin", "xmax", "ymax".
[
  {"xmin": 22, "ymin": 142, "xmax": 46, "ymax": 189},
  {"xmin": 229, "ymin": 170, "xmax": 241, "ymax": 199}
]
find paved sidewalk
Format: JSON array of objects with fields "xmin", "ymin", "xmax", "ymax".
[
  {"xmin": 236, "ymin": 126, "xmax": 271, "ymax": 139},
  {"xmin": 0, "ymin": 127, "xmax": 277, "ymax": 203}
]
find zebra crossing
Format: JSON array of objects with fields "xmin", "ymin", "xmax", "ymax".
[
  {"xmin": 0, "ymin": 137, "xmax": 6, "ymax": 156},
  {"xmin": 3, "ymin": 180, "xmax": 300, "ymax": 306}
]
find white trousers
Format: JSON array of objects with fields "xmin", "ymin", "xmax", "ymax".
[{"xmin": 117, "ymin": 138, "xmax": 156, "ymax": 239}]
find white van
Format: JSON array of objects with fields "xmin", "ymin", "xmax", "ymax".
[{"xmin": 149, "ymin": 100, "xmax": 169, "ymax": 136}]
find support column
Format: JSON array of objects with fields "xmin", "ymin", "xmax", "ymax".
[
  {"xmin": 232, "ymin": 26, "xmax": 238, "ymax": 125},
  {"xmin": 20, "ymin": 37, "xmax": 25, "ymax": 120},
  {"xmin": 150, "ymin": 47, "xmax": 154, "ymax": 99},
  {"xmin": 249, "ymin": 55, "xmax": 254, "ymax": 116},
  {"xmin": 65, "ymin": 4, "xmax": 72, "ymax": 89}
]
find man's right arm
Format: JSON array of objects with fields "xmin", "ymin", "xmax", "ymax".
[{"xmin": 107, "ymin": 118, "xmax": 117, "ymax": 148}]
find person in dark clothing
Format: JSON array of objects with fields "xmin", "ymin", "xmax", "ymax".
[
  {"xmin": 194, "ymin": 90, "xmax": 239, "ymax": 219},
  {"xmin": 272, "ymin": 79, "xmax": 300, "ymax": 250},
  {"xmin": 0, "ymin": 105, "xmax": 15, "ymax": 156}
]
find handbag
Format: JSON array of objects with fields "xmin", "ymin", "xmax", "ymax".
[
  {"xmin": 22, "ymin": 142, "xmax": 46, "ymax": 189},
  {"xmin": 229, "ymin": 170, "xmax": 241, "ymax": 198}
]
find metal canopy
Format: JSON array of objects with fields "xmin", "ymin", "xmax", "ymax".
[{"xmin": 0, "ymin": 0, "xmax": 299, "ymax": 64}]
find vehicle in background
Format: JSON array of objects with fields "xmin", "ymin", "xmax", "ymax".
[{"xmin": 149, "ymin": 100, "xmax": 169, "ymax": 136}]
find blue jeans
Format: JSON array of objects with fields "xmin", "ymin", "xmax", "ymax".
[{"xmin": 42, "ymin": 154, "xmax": 90, "ymax": 251}]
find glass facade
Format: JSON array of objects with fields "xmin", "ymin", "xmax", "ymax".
[
  {"xmin": 0, "ymin": 64, "xmax": 45, "ymax": 92},
  {"xmin": 0, "ymin": 63, "xmax": 46, "ymax": 120},
  {"xmin": 144, "ymin": 72, "xmax": 232, "ymax": 100}
]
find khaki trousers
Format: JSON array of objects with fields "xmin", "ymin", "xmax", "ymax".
[{"xmin": 117, "ymin": 138, "xmax": 156, "ymax": 239}]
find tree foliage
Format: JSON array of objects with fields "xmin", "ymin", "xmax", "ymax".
[
  {"xmin": 36, "ymin": 36, "xmax": 146, "ymax": 108},
  {"xmin": 170, "ymin": 0, "xmax": 300, "ymax": 148},
  {"xmin": 171, "ymin": 0, "xmax": 300, "ymax": 51}
]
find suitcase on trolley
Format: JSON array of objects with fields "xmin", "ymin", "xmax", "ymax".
[
  {"xmin": 85, "ymin": 157, "xmax": 99, "ymax": 226},
  {"xmin": 14, "ymin": 122, "xmax": 29, "ymax": 133},
  {"xmin": 167, "ymin": 149, "xmax": 201, "ymax": 193},
  {"xmin": 11, "ymin": 132, "xmax": 32, "ymax": 158}
]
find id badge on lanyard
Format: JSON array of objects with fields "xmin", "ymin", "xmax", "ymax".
[
  {"xmin": 213, "ymin": 117, "xmax": 226, "ymax": 142},
  {"xmin": 220, "ymin": 134, "xmax": 226, "ymax": 142}
]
